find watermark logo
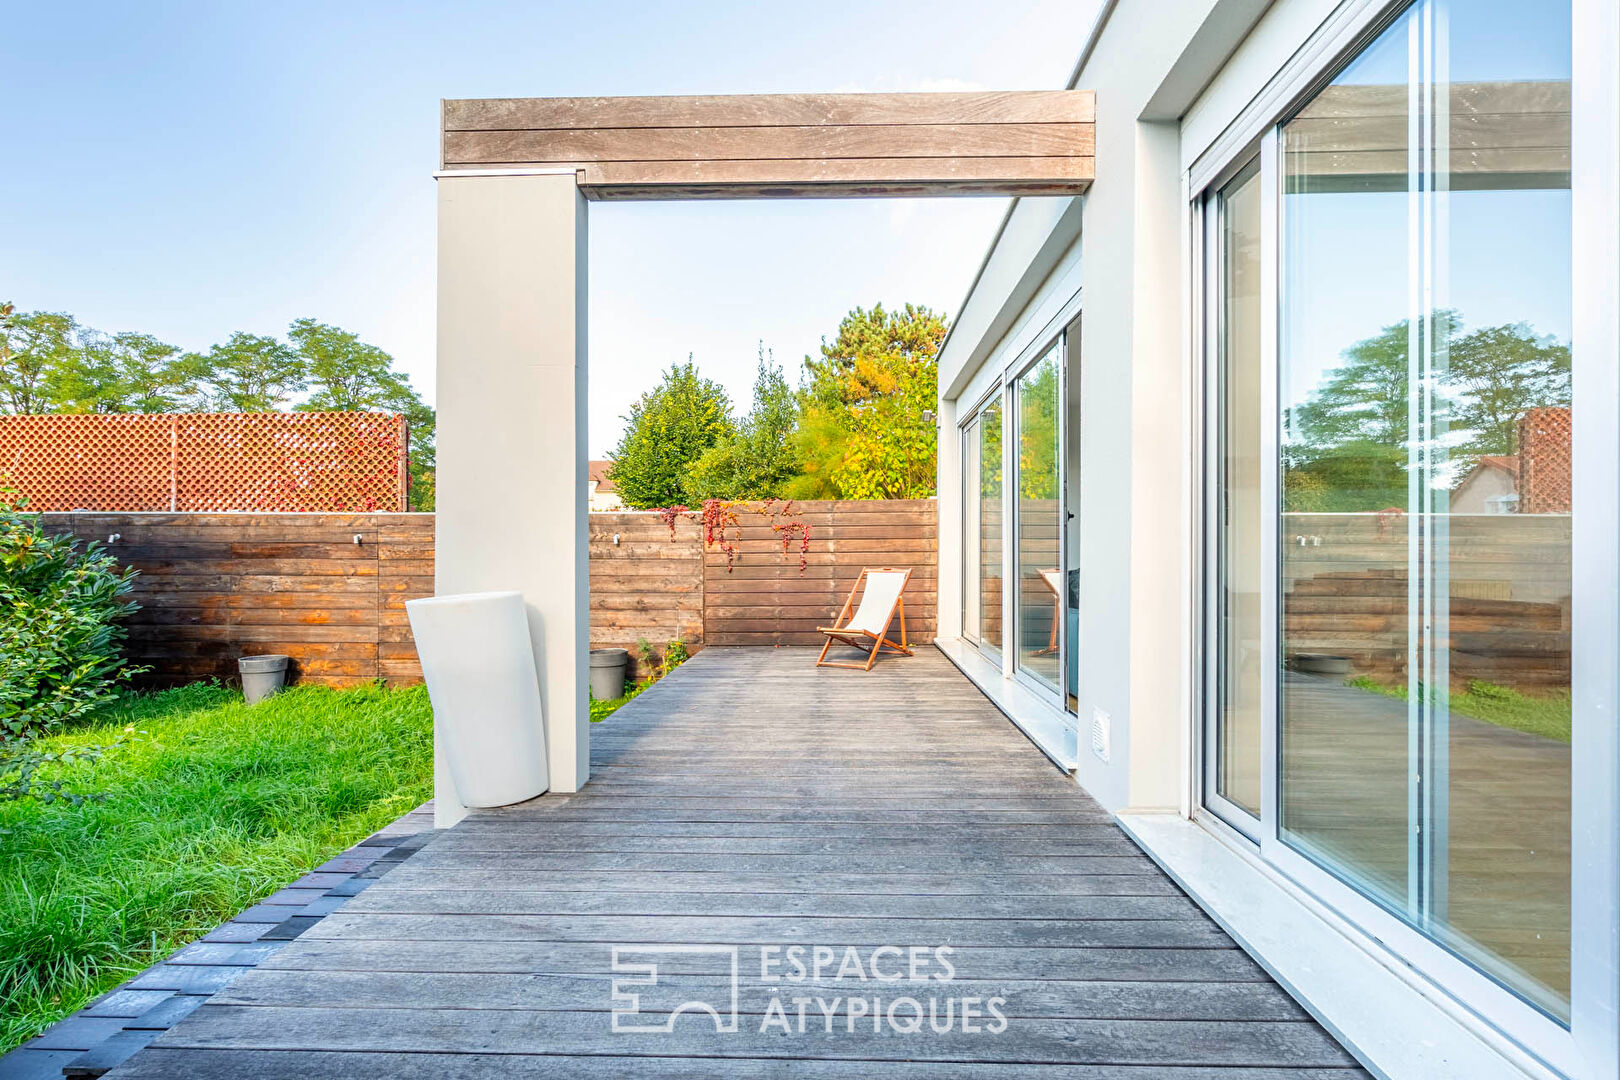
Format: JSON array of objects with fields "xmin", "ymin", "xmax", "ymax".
[
  {"xmin": 610, "ymin": 945, "xmax": 740, "ymax": 1033},
  {"xmin": 608, "ymin": 944, "xmax": 1007, "ymax": 1037}
]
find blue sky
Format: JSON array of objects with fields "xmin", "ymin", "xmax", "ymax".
[{"xmin": 1, "ymin": 1, "xmax": 1101, "ymax": 455}]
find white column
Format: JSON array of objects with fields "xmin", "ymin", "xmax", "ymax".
[{"xmin": 434, "ymin": 171, "xmax": 590, "ymax": 826}]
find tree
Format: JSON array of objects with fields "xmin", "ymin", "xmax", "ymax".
[
  {"xmin": 1448, "ymin": 322, "xmax": 1571, "ymax": 458},
  {"xmin": 685, "ymin": 346, "xmax": 799, "ymax": 501},
  {"xmin": 1016, "ymin": 354, "xmax": 1060, "ymax": 500},
  {"xmin": 289, "ymin": 319, "xmax": 436, "ymax": 511},
  {"xmin": 186, "ymin": 331, "xmax": 305, "ymax": 411},
  {"xmin": 0, "ymin": 305, "xmax": 199, "ymax": 415},
  {"xmin": 608, "ymin": 359, "xmax": 734, "ymax": 509},
  {"xmin": 1285, "ymin": 312, "xmax": 1572, "ymax": 511},
  {"xmin": 52, "ymin": 330, "xmax": 195, "ymax": 413},
  {"xmin": 0, "ymin": 309, "xmax": 76, "ymax": 414},
  {"xmin": 789, "ymin": 303, "xmax": 947, "ymax": 500}
]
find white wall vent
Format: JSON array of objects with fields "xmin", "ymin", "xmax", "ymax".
[{"xmin": 1090, "ymin": 706, "xmax": 1111, "ymax": 763}]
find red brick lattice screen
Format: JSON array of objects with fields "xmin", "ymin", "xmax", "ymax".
[
  {"xmin": 1518, "ymin": 407, "xmax": 1571, "ymax": 514},
  {"xmin": 0, "ymin": 412, "xmax": 409, "ymax": 512}
]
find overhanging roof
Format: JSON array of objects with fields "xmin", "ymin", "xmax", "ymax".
[{"xmin": 439, "ymin": 91, "xmax": 1096, "ymax": 199}]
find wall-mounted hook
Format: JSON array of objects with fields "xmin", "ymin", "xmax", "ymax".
[
  {"xmin": 108, "ymin": 533, "xmax": 121, "ymax": 544},
  {"xmin": 353, "ymin": 534, "xmax": 363, "ymax": 545}
]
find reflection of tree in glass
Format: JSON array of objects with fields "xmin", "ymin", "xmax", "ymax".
[
  {"xmin": 979, "ymin": 400, "xmax": 1002, "ymax": 500},
  {"xmin": 1285, "ymin": 311, "xmax": 1569, "ymax": 511},
  {"xmin": 1018, "ymin": 357, "xmax": 1059, "ymax": 500}
]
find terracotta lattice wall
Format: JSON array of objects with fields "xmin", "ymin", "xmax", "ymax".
[
  {"xmin": 1, "ymin": 412, "xmax": 409, "ymax": 512},
  {"xmin": 1518, "ymin": 407, "xmax": 1572, "ymax": 514}
]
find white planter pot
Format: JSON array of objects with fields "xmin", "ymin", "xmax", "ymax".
[{"xmin": 406, "ymin": 591, "xmax": 549, "ymax": 808}]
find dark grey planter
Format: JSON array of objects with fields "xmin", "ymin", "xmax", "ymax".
[
  {"xmin": 589, "ymin": 648, "xmax": 629, "ymax": 701},
  {"xmin": 239, "ymin": 654, "xmax": 290, "ymax": 704}
]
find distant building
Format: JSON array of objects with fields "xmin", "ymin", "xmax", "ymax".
[
  {"xmin": 588, "ymin": 460, "xmax": 623, "ymax": 511},
  {"xmin": 1449, "ymin": 408, "xmax": 1572, "ymax": 515},
  {"xmin": 1452, "ymin": 455, "xmax": 1519, "ymax": 514}
]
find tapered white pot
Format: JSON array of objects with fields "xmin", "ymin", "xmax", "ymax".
[{"xmin": 406, "ymin": 591, "xmax": 549, "ymax": 807}]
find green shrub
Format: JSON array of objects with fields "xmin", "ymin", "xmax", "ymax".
[
  {"xmin": 662, "ymin": 638, "xmax": 689, "ymax": 676},
  {"xmin": 0, "ymin": 482, "xmax": 144, "ymax": 744}
]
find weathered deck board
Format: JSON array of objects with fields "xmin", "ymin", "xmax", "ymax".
[{"xmin": 107, "ymin": 648, "xmax": 1365, "ymax": 1078}]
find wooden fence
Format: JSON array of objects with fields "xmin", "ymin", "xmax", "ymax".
[
  {"xmin": 40, "ymin": 513, "xmax": 433, "ymax": 688},
  {"xmin": 41, "ymin": 499, "xmax": 937, "ymax": 687},
  {"xmin": 1282, "ymin": 512, "xmax": 1571, "ymax": 690}
]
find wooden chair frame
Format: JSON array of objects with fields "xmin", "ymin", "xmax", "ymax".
[
  {"xmin": 816, "ymin": 567, "xmax": 915, "ymax": 670},
  {"xmin": 1034, "ymin": 567, "xmax": 1063, "ymax": 656}
]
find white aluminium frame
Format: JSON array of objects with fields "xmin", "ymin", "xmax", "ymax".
[
  {"xmin": 1198, "ymin": 146, "xmax": 1266, "ymax": 842},
  {"xmin": 1187, "ymin": 0, "xmax": 1620, "ymax": 1075},
  {"xmin": 960, "ymin": 381, "xmax": 1005, "ymax": 662},
  {"xmin": 1009, "ymin": 338, "xmax": 1068, "ymax": 704}
]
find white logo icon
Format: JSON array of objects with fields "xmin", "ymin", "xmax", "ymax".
[{"xmin": 610, "ymin": 945, "xmax": 740, "ymax": 1033}]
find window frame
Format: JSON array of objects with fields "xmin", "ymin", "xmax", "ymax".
[
  {"xmin": 959, "ymin": 381, "xmax": 1006, "ymax": 663},
  {"xmin": 1188, "ymin": 0, "xmax": 1618, "ymax": 1072},
  {"xmin": 1200, "ymin": 147, "xmax": 1267, "ymax": 841},
  {"xmin": 1009, "ymin": 338, "xmax": 1069, "ymax": 703}
]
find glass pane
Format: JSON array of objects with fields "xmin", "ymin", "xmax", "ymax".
[
  {"xmin": 962, "ymin": 417, "xmax": 982, "ymax": 643},
  {"xmin": 1279, "ymin": 0, "xmax": 1572, "ymax": 1019},
  {"xmin": 1015, "ymin": 348, "xmax": 1062, "ymax": 687},
  {"xmin": 1215, "ymin": 159, "xmax": 1264, "ymax": 817},
  {"xmin": 977, "ymin": 399, "xmax": 1004, "ymax": 652}
]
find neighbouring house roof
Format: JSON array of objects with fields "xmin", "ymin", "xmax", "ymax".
[
  {"xmin": 1448, "ymin": 407, "xmax": 1573, "ymax": 515},
  {"xmin": 1456, "ymin": 455, "xmax": 1520, "ymax": 487},
  {"xmin": 588, "ymin": 460, "xmax": 616, "ymax": 494}
]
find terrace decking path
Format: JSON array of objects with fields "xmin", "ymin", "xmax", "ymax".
[{"xmin": 106, "ymin": 647, "xmax": 1366, "ymax": 1078}]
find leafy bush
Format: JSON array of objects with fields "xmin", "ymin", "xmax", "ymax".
[{"xmin": 0, "ymin": 482, "xmax": 143, "ymax": 744}]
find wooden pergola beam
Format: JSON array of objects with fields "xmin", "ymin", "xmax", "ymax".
[
  {"xmin": 439, "ymin": 90, "xmax": 1096, "ymax": 199},
  {"xmin": 1286, "ymin": 80, "xmax": 1571, "ymax": 189}
]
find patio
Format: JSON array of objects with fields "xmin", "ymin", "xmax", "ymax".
[{"xmin": 106, "ymin": 647, "xmax": 1362, "ymax": 1078}]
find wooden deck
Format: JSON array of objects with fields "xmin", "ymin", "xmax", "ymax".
[{"xmin": 107, "ymin": 647, "xmax": 1364, "ymax": 1078}]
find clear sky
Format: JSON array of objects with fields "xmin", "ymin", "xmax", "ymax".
[{"xmin": 1, "ymin": 0, "xmax": 1101, "ymax": 456}]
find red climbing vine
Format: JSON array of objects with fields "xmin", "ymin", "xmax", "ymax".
[{"xmin": 654, "ymin": 498, "xmax": 812, "ymax": 573}]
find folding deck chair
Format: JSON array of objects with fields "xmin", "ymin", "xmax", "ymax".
[
  {"xmin": 1035, "ymin": 568, "xmax": 1063, "ymax": 656},
  {"xmin": 816, "ymin": 567, "xmax": 914, "ymax": 670}
]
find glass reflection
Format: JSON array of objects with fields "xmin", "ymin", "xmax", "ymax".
[
  {"xmin": 1016, "ymin": 349, "xmax": 1062, "ymax": 688},
  {"xmin": 1215, "ymin": 159, "xmax": 1264, "ymax": 817},
  {"xmin": 1278, "ymin": 0, "xmax": 1572, "ymax": 1018},
  {"xmin": 976, "ymin": 400, "xmax": 1004, "ymax": 653}
]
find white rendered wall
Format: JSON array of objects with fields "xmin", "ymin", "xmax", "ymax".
[
  {"xmin": 936, "ymin": 0, "xmax": 1273, "ymax": 814},
  {"xmin": 434, "ymin": 172, "xmax": 590, "ymax": 826}
]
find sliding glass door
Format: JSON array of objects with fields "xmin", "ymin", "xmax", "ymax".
[
  {"xmin": 1278, "ymin": 0, "xmax": 1573, "ymax": 1019},
  {"xmin": 962, "ymin": 397, "xmax": 1004, "ymax": 656},
  {"xmin": 1207, "ymin": 157, "xmax": 1265, "ymax": 826},
  {"xmin": 1202, "ymin": 0, "xmax": 1597, "ymax": 1051},
  {"xmin": 1014, "ymin": 345, "xmax": 1063, "ymax": 692},
  {"xmin": 960, "ymin": 332, "xmax": 1074, "ymax": 724}
]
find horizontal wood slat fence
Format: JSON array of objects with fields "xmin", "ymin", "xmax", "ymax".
[{"xmin": 41, "ymin": 500, "xmax": 937, "ymax": 688}]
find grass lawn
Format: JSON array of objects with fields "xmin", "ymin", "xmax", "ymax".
[
  {"xmin": 590, "ymin": 678, "xmax": 650, "ymax": 723},
  {"xmin": 0, "ymin": 681, "xmax": 433, "ymax": 1053},
  {"xmin": 1345, "ymin": 676, "xmax": 1572, "ymax": 742}
]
